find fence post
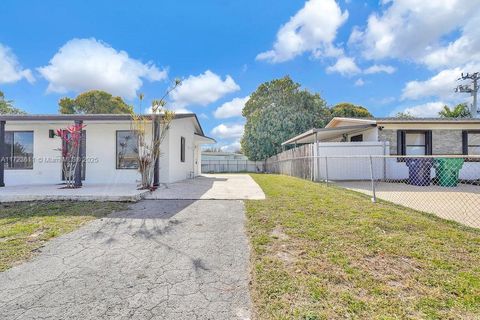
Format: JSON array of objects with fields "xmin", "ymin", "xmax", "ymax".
[
  {"xmin": 369, "ymin": 156, "xmax": 377, "ymax": 203},
  {"xmin": 309, "ymin": 144, "xmax": 315, "ymax": 181},
  {"xmin": 325, "ymin": 156, "xmax": 329, "ymax": 186}
]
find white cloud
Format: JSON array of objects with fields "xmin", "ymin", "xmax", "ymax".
[
  {"xmin": 326, "ymin": 56, "xmax": 360, "ymax": 76},
  {"xmin": 220, "ymin": 140, "xmax": 242, "ymax": 152},
  {"xmin": 38, "ymin": 38, "xmax": 166, "ymax": 99},
  {"xmin": 256, "ymin": 0, "xmax": 348, "ymax": 63},
  {"xmin": 350, "ymin": 0, "xmax": 480, "ymax": 69},
  {"xmin": 401, "ymin": 66, "xmax": 474, "ymax": 101},
  {"xmin": 363, "ymin": 64, "xmax": 396, "ymax": 74},
  {"xmin": 396, "ymin": 101, "xmax": 446, "ymax": 117},
  {"xmin": 0, "ymin": 44, "xmax": 34, "ymax": 84},
  {"xmin": 214, "ymin": 96, "xmax": 249, "ymax": 119},
  {"xmin": 170, "ymin": 70, "xmax": 240, "ymax": 108},
  {"xmin": 354, "ymin": 78, "xmax": 365, "ymax": 87},
  {"xmin": 211, "ymin": 123, "xmax": 244, "ymax": 140}
]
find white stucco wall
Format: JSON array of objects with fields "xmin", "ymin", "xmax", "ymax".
[
  {"xmin": 164, "ymin": 118, "xmax": 196, "ymax": 183},
  {"xmin": 4, "ymin": 121, "xmax": 145, "ymax": 185},
  {"xmin": 2, "ymin": 116, "xmax": 213, "ymax": 186}
]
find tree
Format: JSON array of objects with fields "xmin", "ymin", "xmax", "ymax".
[
  {"xmin": 241, "ymin": 76, "xmax": 330, "ymax": 160},
  {"xmin": 59, "ymin": 90, "xmax": 134, "ymax": 114},
  {"xmin": 131, "ymin": 79, "xmax": 181, "ymax": 189},
  {"xmin": 394, "ymin": 111, "xmax": 416, "ymax": 119},
  {"xmin": 438, "ymin": 103, "xmax": 471, "ymax": 118},
  {"xmin": 203, "ymin": 147, "xmax": 224, "ymax": 152},
  {"xmin": 0, "ymin": 91, "xmax": 26, "ymax": 114},
  {"xmin": 330, "ymin": 102, "xmax": 372, "ymax": 118}
]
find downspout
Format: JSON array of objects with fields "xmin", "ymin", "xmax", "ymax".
[{"xmin": 0, "ymin": 120, "xmax": 5, "ymax": 187}]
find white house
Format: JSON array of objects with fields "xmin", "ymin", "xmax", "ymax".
[
  {"xmin": 281, "ymin": 117, "xmax": 480, "ymax": 181},
  {"xmin": 0, "ymin": 114, "xmax": 215, "ymax": 187}
]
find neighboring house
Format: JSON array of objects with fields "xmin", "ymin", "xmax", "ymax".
[
  {"xmin": 201, "ymin": 152, "xmax": 248, "ymax": 161},
  {"xmin": 284, "ymin": 117, "xmax": 480, "ymax": 157},
  {"xmin": 282, "ymin": 117, "xmax": 480, "ymax": 180},
  {"xmin": 201, "ymin": 152, "xmax": 264, "ymax": 173},
  {"xmin": 0, "ymin": 114, "xmax": 215, "ymax": 186}
]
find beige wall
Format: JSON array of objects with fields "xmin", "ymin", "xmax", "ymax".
[{"xmin": 378, "ymin": 128, "xmax": 465, "ymax": 155}]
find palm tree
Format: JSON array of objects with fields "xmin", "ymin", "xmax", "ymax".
[{"xmin": 438, "ymin": 103, "xmax": 471, "ymax": 118}]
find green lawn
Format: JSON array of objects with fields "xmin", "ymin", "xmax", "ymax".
[
  {"xmin": 245, "ymin": 174, "xmax": 480, "ymax": 320},
  {"xmin": 0, "ymin": 201, "xmax": 127, "ymax": 272}
]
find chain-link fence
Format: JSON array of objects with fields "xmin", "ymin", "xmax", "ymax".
[
  {"xmin": 201, "ymin": 160, "xmax": 265, "ymax": 173},
  {"xmin": 266, "ymin": 154, "xmax": 480, "ymax": 229}
]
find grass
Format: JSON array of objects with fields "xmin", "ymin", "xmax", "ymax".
[
  {"xmin": 0, "ymin": 201, "xmax": 127, "ymax": 272},
  {"xmin": 245, "ymin": 174, "xmax": 480, "ymax": 319}
]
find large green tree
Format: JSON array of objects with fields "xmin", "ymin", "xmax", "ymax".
[
  {"xmin": 59, "ymin": 90, "xmax": 134, "ymax": 114},
  {"xmin": 330, "ymin": 102, "xmax": 372, "ymax": 118},
  {"xmin": 0, "ymin": 91, "xmax": 26, "ymax": 114},
  {"xmin": 438, "ymin": 103, "xmax": 471, "ymax": 118},
  {"xmin": 241, "ymin": 76, "xmax": 330, "ymax": 160}
]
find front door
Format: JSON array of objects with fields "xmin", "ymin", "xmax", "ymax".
[{"xmin": 61, "ymin": 130, "xmax": 86, "ymax": 181}]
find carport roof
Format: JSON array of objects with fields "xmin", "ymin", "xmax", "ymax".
[{"xmin": 282, "ymin": 124, "xmax": 376, "ymax": 145}]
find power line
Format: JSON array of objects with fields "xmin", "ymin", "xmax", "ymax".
[{"xmin": 455, "ymin": 72, "xmax": 479, "ymax": 118}]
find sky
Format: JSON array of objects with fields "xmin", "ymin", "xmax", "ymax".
[{"xmin": 1, "ymin": 0, "xmax": 479, "ymax": 151}]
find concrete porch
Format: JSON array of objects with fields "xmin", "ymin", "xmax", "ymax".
[{"xmin": 0, "ymin": 184, "xmax": 148, "ymax": 202}]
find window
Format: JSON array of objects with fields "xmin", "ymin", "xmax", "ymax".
[
  {"xmin": 463, "ymin": 131, "xmax": 480, "ymax": 159},
  {"xmin": 116, "ymin": 131, "xmax": 138, "ymax": 169},
  {"xmin": 4, "ymin": 131, "xmax": 34, "ymax": 169},
  {"xmin": 180, "ymin": 137, "xmax": 185, "ymax": 162},
  {"xmin": 406, "ymin": 132, "xmax": 426, "ymax": 155},
  {"xmin": 397, "ymin": 130, "xmax": 432, "ymax": 156},
  {"xmin": 350, "ymin": 134, "xmax": 363, "ymax": 142}
]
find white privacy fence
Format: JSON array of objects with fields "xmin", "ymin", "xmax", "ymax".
[
  {"xmin": 266, "ymin": 145, "xmax": 480, "ymax": 229},
  {"xmin": 201, "ymin": 159, "xmax": 265, "ymax": 173}
]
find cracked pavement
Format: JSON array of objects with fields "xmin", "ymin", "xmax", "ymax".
[{"xmin": 0, "ymin": 200, "xmax": 252, "ymax": 320}]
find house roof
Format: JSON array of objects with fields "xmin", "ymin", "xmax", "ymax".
[
  {"xmin": 283, "ymin": 116, "xmax": 480, "ymax": 145},
  {"xmin": 194, "ymin": 133, "xmax": 216, "ymax": 144},
  {"xmin": 282, "ymin": 124, "xmax": 376, "ymax": 145},
  {"xmin": 0, "ymin": 113, "xmax": 207, "ymax": 136}
]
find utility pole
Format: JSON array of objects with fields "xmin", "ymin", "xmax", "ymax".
[{"xmin": 455, "ymin": 72, "xmax": 479, "ymax": 118}]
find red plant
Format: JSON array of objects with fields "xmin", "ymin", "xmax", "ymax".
[{"xmin": 55, "ymin": 123, "xmax": 86, "ymax": 188}]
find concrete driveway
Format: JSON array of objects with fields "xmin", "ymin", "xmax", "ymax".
[
  {"xmin": 0, "ymin": 200, "xmax": 252, "ymax": 319},
  {"xmin": 146, "ymin": 174, "xmax": 265, "ymax": 200}
]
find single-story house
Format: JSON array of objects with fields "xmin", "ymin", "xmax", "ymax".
[
  {"xmin": 282, "ymin": 117, "xmax": 480, "ymax": 180},
  {"xmin": 0, "ymin": 114, "xmax": 215, "ymax": 187}
]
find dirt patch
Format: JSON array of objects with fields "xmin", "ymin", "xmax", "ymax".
[{"xmin": 271, "ymin": 226, "xmax": 289, "ymax": 240}]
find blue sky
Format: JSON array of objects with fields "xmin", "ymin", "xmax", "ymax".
[{"xmin": 1, "ymin": 0, "xmax": 479, "ymax": 150}]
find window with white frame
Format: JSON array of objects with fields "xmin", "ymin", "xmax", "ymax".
[
  {"xmin": 463, "ymin": 131, "xmax": 480, "ymax": 157},
  {"xmin": 397, "ymin": 130, "xmax": 432, "ymax": 156}
]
